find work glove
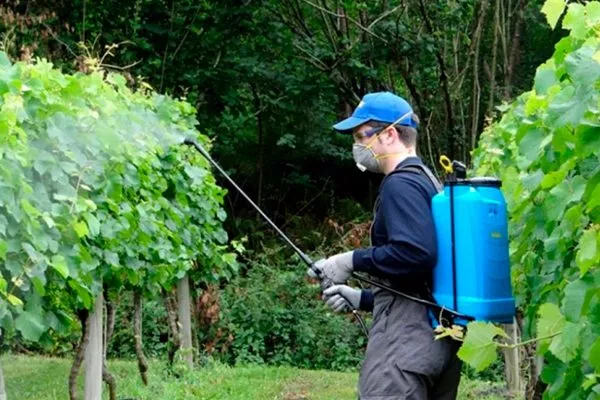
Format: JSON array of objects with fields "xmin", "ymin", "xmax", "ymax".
[
  {"xmin": 307, "ymin": 251, "xmax": 354, "ymax": 284},
  {"xmin": 323, "ymin": 285, "xmax": 361, "ymax": 312}
]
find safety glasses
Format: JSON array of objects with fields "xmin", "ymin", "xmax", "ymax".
[{"xmin": 353, "ymin": 126, "xmax": 385, "ymax": 141}]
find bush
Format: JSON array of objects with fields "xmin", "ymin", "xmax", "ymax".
[
  {"xmin": 204, "ymin": 256, "xmax": 368, "ymax": 371},
  {"xmin": 107, "ymin": 295, "xmax": 170, "ymax": 360}
]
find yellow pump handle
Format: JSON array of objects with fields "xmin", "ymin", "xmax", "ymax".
[{"xmin": 439, "ymin": 155, "xmax": 453, "ymax": 174}]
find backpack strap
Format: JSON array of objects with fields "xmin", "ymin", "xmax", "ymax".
[
  {"xmin": 384, "ymin": 163, "xmax": 448, "ymax": 322},
  {"xmin": 388, "ymin": 164, "xmax": 444, "ymax": 193}
]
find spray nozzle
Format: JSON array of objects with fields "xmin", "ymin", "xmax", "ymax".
[{"xmin": 452, "ymin": 161, "xmax": 467, "ymax": 179}]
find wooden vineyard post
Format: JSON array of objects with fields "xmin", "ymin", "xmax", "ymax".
[
  {"xmin": 502, "ymin": 318, "xmax": 522, "ymax": 396},
  {"xmin": 177, "ymin": 275, "xmax": 193, "ymax": 369},
  {"xmin": 0, "ymin": 356, "xmax": 6, "ymax": 400},
  {"xmin": 84, "ymin": 292, "xmax": 104, "ymax": 400}
]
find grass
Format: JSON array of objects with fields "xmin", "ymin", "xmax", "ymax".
[{"xmin": 4, "ymin": 354, "xmax": 509, "ymax": 400}]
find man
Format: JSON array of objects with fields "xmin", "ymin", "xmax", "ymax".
[{"xmin": 309, "ymin": 92, "xmax": 461, "ymax": 399}]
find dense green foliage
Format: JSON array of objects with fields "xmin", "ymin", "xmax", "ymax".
[
  {"xmin": 471, "ymin": 2, "xmax": 600, "ymax": 398},
  {"xmin": 0, "ymin": 54, "xmax": 236, "ymax": 344}
]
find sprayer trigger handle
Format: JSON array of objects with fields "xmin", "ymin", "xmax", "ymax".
[
  {"xmin": 320, "ymin": 276, "xmax": 334, "ymax": 292},
  {"xmin": 309, "ymin": 261, "xmax": 334, "ymax": 291}
]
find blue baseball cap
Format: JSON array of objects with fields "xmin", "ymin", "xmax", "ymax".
[{"xmin": 332, "ymin": 91, "xmax": 418, "ymax": 132}]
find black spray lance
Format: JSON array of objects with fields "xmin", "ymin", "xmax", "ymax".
[
  {"xmin": 182, "ymin": 138, "xmax": 369, "ymax": 334},
  {"xmin": 182, "ymin": 139, "xmax": 474, "ymax": 336}
]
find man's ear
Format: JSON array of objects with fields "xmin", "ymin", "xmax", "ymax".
[{"xmin": 382, "ymin": 126, "xmax": 397, "ymax": 144}]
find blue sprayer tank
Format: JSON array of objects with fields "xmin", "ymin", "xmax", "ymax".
[{"xmin": 431, "ymin": 177, "xmax": 515, "ymax": 325}]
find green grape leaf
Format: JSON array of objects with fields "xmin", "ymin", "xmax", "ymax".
[
  {"xmin": 30, "ymin": 276, "xmax": 46, "ymax": 296},
  {"xmin": 565, "ymin": 45, "xmax": 600, "ymax": 87},
  {"xmin": 582, "ymin": 374, "xmax": 599, "ymax": 391},
  {"xmin": 562, "ymin": 278, "xmax": 594, "ymax": 322},
  {"xmin": 549, "ymin": 321, "xmax": 581, "ymax": 363},
  {"xmin": 589, "ymin": 338, "xmax": 600, "ymax": 372},
  {"xmin": 551, "ymin": 127, "xmax": 575, "ymax": 153},
  {"xmin": 20, "ymin": 198, "xmax": 39, "ymax": 217},
  {"xmin": 0, "ymin": 52, "xmax": 11, "ymax": 67},
  {"xmin": 549, "ymin": 87, "xmax": 592, "ymax": 128},
  {"xmin": 84, "ymin": 214, "xmax": 100, "ymax": 237},
  {"xmin": 457, "ymin": 321, "xmax": 506, "ymax": 371},
  {"xmin": 541, "ymin": 0, "xmax": 567, "ymax": 29},
  {"xmin": 41, "ymin": 214, "xmax": 55, "ymax": 228},
  {"xmin": 541, "ymin": 159, "xmax": 576, "ymax": 189},
  {"xmin": 50, "ymin": 255, "xmax": 69, "ymax": 279},
  {"xmin": 537, "ymin": 303, "xmax": 566, "ymax": 353},
  {"xmin": 587, "ymin": 182, "xmax": 600, "ymax": 212},
  {"xmin": 68, "ymin": 280, "xmax": 92, "ymax": 309},
  {"xmin": 588, "ymin": 2, "xmax": 600, "ymax": 25},
  {"xmin": 15, "ymin": 310, "xmax": 45, "ymax": 341},
  {"xmin": 83, "ymin": 199, "xmax": 97, "ymax": 211},
  {"xmin": 519, "ymin": 129, "xmax": 547, "ymax": 164},
  {"xmin": 73, "ymin": 221, "xmax": 89, "ymax": 238},
  {"xmin": 534, "ymin": 61, "xmax": 558, "ymax": 95},
  {"xmin": 523, "ymin": 170, "xmax": 545, "ymax": 192},
  {"xmin": 545, "ymin": 176, "xmax": 586, "ymax": 221},
  {"xmin": 563, "ymin": 4, "xmax": 586, "ymax": 39},
  {"xmin": 576, "ymin": 228, "xmax": 599, "ymax": 276},
  {"xmin": 0, "ymin": 240, "xmax": 8, "ymax": 260},
  {"xmin": 7, "ymin": 294, "xmax": 23, "ymax": 306}
]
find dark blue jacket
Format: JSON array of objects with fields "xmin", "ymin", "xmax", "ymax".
[{"xmin": 353, "ymin": 157, "xmax": 439, "ymax": 311}]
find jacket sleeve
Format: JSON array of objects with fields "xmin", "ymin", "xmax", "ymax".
[
  {"xmin": 359, "ymin": 289, "xmax": 374, "ymax": 312},
  {"xmin": 352, "ymin": 175, "xmax": 437, "ymax": 280}
]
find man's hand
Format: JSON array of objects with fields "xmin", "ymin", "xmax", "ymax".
[
  {"xmin": 323, "ymin": 285, "xmax": 361, "ymax": 312},
  {"xmin": 307, "ymin": 251, "xmax": 354, "ymax": 283}
]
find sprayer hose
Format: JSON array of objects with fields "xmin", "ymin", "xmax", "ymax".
[{"xmin": 352, "ymin": 273, "xmax": 474, "ymax": 321}]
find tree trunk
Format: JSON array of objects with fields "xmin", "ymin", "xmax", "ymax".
[
  {"xmin": 524, "ymin": 308, "xmax": 546, "ymax": 400},
  {"xmin": 164, "ymin": 290, "xmax": 180, "ymax": 366},
  {"xmin": 487, "ymin": 0, "xmax": 500, "ymax": 115},
  {"xmin": 69, "ymin": 310, "xmax": 90, "ymax": 400},
  {"xmin": 417, "ymin": 0, "xmax": 457, "ymax": 159},
  {"xmin": 102, "ymin": 362, "xmax": 116, "ymax": 400},
  {"xmin": 253, "ymin": 87, "xmax": 265, "ymax": 208},
  {"xmin": 469, "ymin": 0, "xmax": 489, "ymax": 150},
  {"xmin": 177, "ymin": 275, "xmax": 194, "ymax": 369},
  {"xmin": 337, "ymin": 6, "xmax": 348, "ymax": 38},
  {"xmin": 0, "ymin": 358, "xmax": 6, "ymax": 400},
  {"xmin": 505, "ymin": 0, "xmax": 527, "ymax": 99},
  {"xmin": 530, "ymin": 356, "xmax": 546, "ymax": 400},
  {"xmin": 528, "ymin": 358, "xmax": 547, "ymax": 400},
  {"xmin": 500, "ymin": 0, "xmax": 510, "ymax": 99},
  {"xmin": 397, "ymin": 59, "xmax": 427, "ymax": 125},
  {"xmin": 84, "ymin": 293, "xmax": 103, "ymax": 400},
  {"xmin": 133, "ymin": 290, "xmax": 149, "ymax": 385}
]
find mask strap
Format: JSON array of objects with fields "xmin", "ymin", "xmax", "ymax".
[
  {"xmin": 364, "ymin": 134, "xmax": 380, "ymax": 148},
  {"xmin": 376, "ymin": 153, "xmax": 403, "ymax": 160}
]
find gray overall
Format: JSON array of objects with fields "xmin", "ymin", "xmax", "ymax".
[
  {"xmin": 358, "ymin": 288, "xmax": 462, "ymax": 399},
  {"xmin": 358, "ymin": 164, "xmax": 462, "ymax": 399}
]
